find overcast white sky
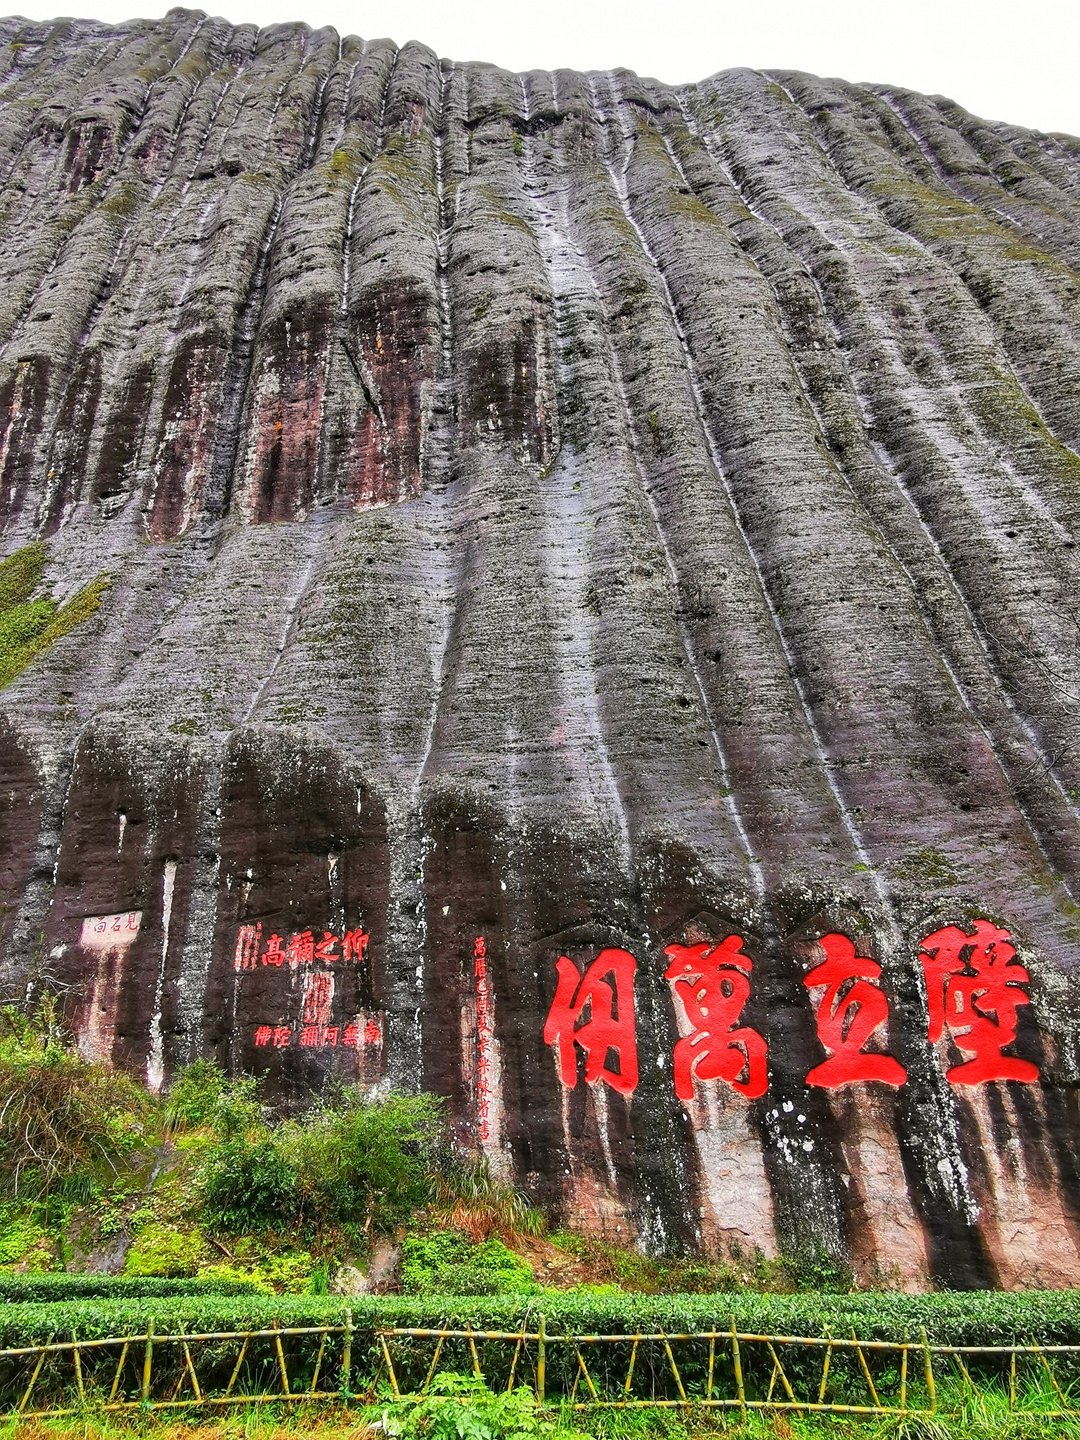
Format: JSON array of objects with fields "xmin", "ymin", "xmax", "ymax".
[{"xmin": 6, "ymin": 0, "xmax": 1080, "ymax": 137}]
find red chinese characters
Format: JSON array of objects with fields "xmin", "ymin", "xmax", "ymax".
[
  {"xmin": 919, "ymin": 922, "xmax": 1038, "ymax": 1085},
  {"xmin": 341, "ymin": 1019, "xmax": 381, "ymax": 1047},
  {"xmin": 301, "ymin": 971, "xmax": 334, "ymax": 1028},
  {"xmin": 231, "ymin": 925, "xmax": 370, "ymax": 968},
  {"xmin": 343, "ymin": 928, "xmax": 369, "ymax": 963},
  {"xmin": 543, "ymin": 948, "xmax": 638, "ymax": 1095},
  {"xmin": 314, "ymin": 932, "xmax": 340, "ymax": 964},
  {"xmin": 286, "ymin": 931, "xmax": 315, "ymax": 968},
  {"xmin": 261, "ymin": 933, "xmax": 286, "ymax": 967},
  {"xmin": 233, "ymin": 923, "xmax": 262, "ymax": 972},
  {"xmin": 665, "ymin": 935, "xmax": 767, "ymax": 1100},
  {"xmin": 254, "ymin": 1016, "xmax": 381, "ymax": 1050},
  {"xmin": 804, "ymin": 934, "xmax": 906, "ymax": 1089},
  {"xmin": 474, "ymin": 936, "xmax": 495, "ymax": 1141}
]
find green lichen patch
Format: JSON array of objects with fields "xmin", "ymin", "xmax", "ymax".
[
  {"xmin": 0, "ymin": 542, "xmax": 111, "ymax": 691},
  {"xmin": 889, "ymin": 846, "xmax": 960, "ymax": 886}
]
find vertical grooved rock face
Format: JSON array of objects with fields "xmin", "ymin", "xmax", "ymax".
[{"xmin": 3, "ymin": 10, "xmax": 1080, "ymax": 1285}]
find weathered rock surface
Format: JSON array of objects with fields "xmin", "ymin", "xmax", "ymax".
[{"xmin": 2, "ymin": 9, "xmax": 1080, "ymax": 1288}]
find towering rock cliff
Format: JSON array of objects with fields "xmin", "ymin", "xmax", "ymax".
[{"xmin": 2, "ymin": 8, "xmax": 1080, "ymax": 1288}]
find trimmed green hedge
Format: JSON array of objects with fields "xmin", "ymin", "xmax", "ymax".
[
  {"xmin": 2, "ymin": 1289, "xmax": 1080, "ymax": 1347},
  {"xmin": 0, "ymin": 1275, "xmax": 262, "ymax": 1305}
]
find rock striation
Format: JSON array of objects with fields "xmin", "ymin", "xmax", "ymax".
[{"xmin": 2, "ymin": 8, "xmax": 1080, "ymax": 1288}]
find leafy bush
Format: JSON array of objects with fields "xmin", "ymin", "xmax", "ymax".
[
  {"xmin": 197, "ymin": 1087, "xmax": 445, "ymax": 1239},
  {"xmin": 164, "ymin": 1059, "xmax": 233, "ymax": 1129},
  {"xmin": 200, "ymin": 1135, "xmax": 301, "ymax": 1232},
  {"xmin": 377, "ymin": 1372, "xmax": 588, "ymax": 1440},
  {"xmin": 402, "ymin": 1232, "xmax": 539, "ymax": 1296},
  {"xmin": 0, "ymin": 1202, "xmax": 52, "ymax": 1269},
  {"xmin": 0, "ymin": 1001, "xmax": 151, "ymax": 1198},
  {"xmin": 285, "ymin": 1089, "xmax": 445, "ymax": 1235}
]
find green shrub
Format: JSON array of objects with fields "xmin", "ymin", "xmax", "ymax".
[
  {"xmin": 402, "ymin": 1232, "xmax": 539, "ymax": 1296},
  {"xmin": 0, "ymin": 1002, "xmax": 151, "ymax": 1198},
  {"xmin": 377, "ymin": 1372, "xmax": 586, "ymax": 1440},
  {"xmin": 284, "ymin": 1088, "xmax": 445, "ymax": 1235},
  {"xmin": 165, "ymin": 1059, "xmax": 233, "ymax": 1129},
  {"xmin": 166, "ymin": 1060, "xmax": 268, "ymax": 1151},
  {"xmin": 0, "ymin": 1202, "xmax": 51, "ymax": 1269},
  {"xmin": 199, "ymin": 1135, "xmax": 301, "ymax": 1232}
]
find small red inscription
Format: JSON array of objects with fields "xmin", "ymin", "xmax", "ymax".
[
  {"xmin": 665, "ymin": 935, "xmax": 767, "ymax": 1100},
  {"xmin": 804, "ymin": 934, "xmax": 906, "ymax": 1089},
  {"xmin": 543, "ymin": 948, "xmax": 638, "ymax": 1096},
  {"xmin": 255, "ymin": 1016, "xmax": 380, "ymax": 1050},
  {"xmin": 301, "ymin": 971, "xmax": 334, "ymax": 1027},
  {"xmin": 233, "ymin": 923, "xmax": 262, "ymax": 971},
  {"xmin": 474, "ymin": 936, "xmax": 495, "ymax": 1141},
  {"xmin": 920, "ymin": 922, "xmax": 1038, "ymax": 1085}
]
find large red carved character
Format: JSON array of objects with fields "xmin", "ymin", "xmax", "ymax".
[
  {"xmin": 543, "ymin": 948, "xmax": 638, "ymax": 1096},
  {"xmin": 664, "ymin": 936, "xmax": 767, "ymax": 1100},
  {"xmin": 919, "ymin": 921, "xmax": 1038, "ymax": 1085},
  {"xmin": 804, "ymin": 934, "xmax": 906, "ymax": 1088}
]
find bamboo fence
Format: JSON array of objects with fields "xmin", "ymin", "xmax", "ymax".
[{"xmin": 0, "ymin": 1315, "xmax": 1076, "ymax": 1419}]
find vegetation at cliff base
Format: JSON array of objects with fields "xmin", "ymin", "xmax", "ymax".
[
  {"xmin": 0, "ymin": 1001, "xmax": 813, "ymax": 1299},
  {"xmin": 3, "ymin": 1007, "xmax": 1080, "ymax": 1435}
]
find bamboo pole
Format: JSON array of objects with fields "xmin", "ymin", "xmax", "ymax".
[
  {"xmin": 223, "ymin": 1337, "xmax": 249, "ymax": 1397},
  {"xmin": 379, "ymin": 1333, "xmax": 401, "ymax": 1400},
  {"xmin": 624, "ymin": 1336, "xmax": 640, "ymax": 1396},
  {"xmin": 310, "ymin": 1329, "xmax": 329, "ymax": 1395},
  {"xmin": 17, "ymin": 1340, "xmax": 51, "ymax": 1414},
  {"xmin": 765, "ymin": 1341, "xmax": 796, "ymax": 1404},
  {"xmin": 272, "ymin": 1323, "xmax": 290, "ymax": 1396},
  {"xmin": 729, "ymin": 1318, "xmax": 746, "ymax": 1421},
  {"xmin": 182, "ymin": 1340, "xmax": 202, "ymax": 1402},
  {"xmin": 817, "ymin": 1335, "xmax": 833, "ymax": 1405},
  {"xmin": 141, "ymin": 1320, "xmax": 154, "ymax": 1405},
  {"xmin": 71, "ymin": 1331, "xmax": 84, "ymax": 1404},
  {"xmin": 108, "ymin": 1340, "xmax": 130, "ymax": 1404},
  {"xmin": 851, "ymin": 1329, "xmax": 879, "ymax": 1408},
  {"xmin": 660, "ymin": 1331, "xmax": 687, "ymax": 1404},
  {"xmin": 506, "ymin": 1326, "xmax": 524, "ymax": 1392},
  {"xmin": 465, "ymin": 1324, "xmax": 482, "ymax": 1381},
  {"xmin": 341, "ymin": 1309, "xmax": 352, "ymax": 1396},
  {"xmin": 899, "ymin": 1336, "xmax": 908, "ymax": 1413},
  {"xmin": 422, "ymin": 1335, "xmax": 445, "ymax": 1395}
]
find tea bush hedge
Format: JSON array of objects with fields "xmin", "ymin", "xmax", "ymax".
[
  {"xmin": 2, "ymin": 1288, "xmax": 1080, "ymax": 1347},
  {"xmin": 0, "ymin": 1274, "xmax": 262, "ymax": 1305}
]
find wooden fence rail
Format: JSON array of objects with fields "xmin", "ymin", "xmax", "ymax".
[{"xmin": 0, "ymin": 1317, "xmax": 1077, "ymax": 1419}]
